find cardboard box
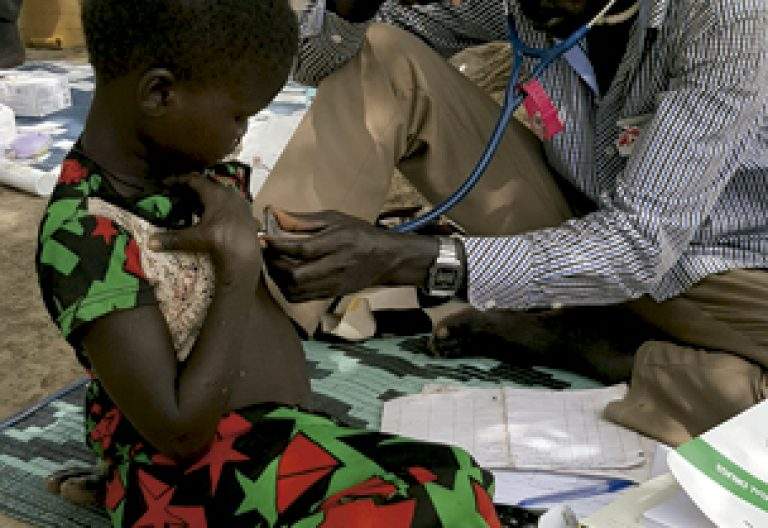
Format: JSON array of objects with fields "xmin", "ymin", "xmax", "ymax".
[
  {"xmin": 19, "ymin": 0, "xmax": 84, "ymax": 49},
  {"xmin": 0, "ymin": 70, "xmax": 72, "ymax": 117}
]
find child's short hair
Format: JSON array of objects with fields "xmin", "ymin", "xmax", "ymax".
[{"xmin": 81, "ymin": 0, "xmax": 298, "ymax": 83}]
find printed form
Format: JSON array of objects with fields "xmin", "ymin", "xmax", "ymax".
[{"xmin": 381, "ymin": 384, "xmax": 645, "ymax": 471}]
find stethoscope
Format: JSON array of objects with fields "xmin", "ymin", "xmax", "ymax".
[{"xmin": 393, "ymin": 0, "xmax": 631, "ymax": 233}]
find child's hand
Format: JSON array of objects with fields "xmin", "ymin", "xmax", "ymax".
[{"xmin": 149, "ymin": 174, "xmax": 262, "ymax": 286}]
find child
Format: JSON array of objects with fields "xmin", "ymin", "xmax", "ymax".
[{"xmin": 36, "ymin": 0, "xmax": 502, "ymax": 526}]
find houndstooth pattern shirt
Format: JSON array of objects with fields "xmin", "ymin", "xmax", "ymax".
[{"xmin": 295, "ymin": 0, "xmax": 768, "ymax": 311}]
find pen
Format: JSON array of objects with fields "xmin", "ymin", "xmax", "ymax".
[{"xmin": 517, "ymin": 478, "xmax": 635, "ymax": 508}]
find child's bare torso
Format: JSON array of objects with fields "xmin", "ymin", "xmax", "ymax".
[{"xmin": 88, "ymin": 198, "xmax": 310, "ymax": 410}]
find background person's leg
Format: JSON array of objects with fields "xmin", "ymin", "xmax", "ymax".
[
  {"xmin": 0, "ymin": 0, "xmax": 24, "ymax": 68},
  {"xmin": 255, "ymin": 24, "xmax": 570, "ymax": 333}
]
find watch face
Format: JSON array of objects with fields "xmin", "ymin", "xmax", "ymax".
[{"xmin": 434, "ymin": 268, "xmax": 460, "ymax": 289}]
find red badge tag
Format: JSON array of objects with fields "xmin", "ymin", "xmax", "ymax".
[
  {"xmin": 520, "ymin": 79, "xmax": 565, "ymax": 140},
  {"xmin": 616, "ymin": 125, "xmax": 641, "ymax": 157}
]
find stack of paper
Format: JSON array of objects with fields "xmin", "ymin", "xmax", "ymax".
[
  {"xmin": 381, "ymin": 384, "xmax": 647, "ymax": 473},
  {"xmin": 582, "ymin": 402, "xmax": 768, "ymax": 527},
  {"xmin": 667, "ymin": 400, "xmax": 768, "ymax": 526},
  {"xmin": 642, "ymin": 445, "xmax": 714, "ymax": 528}
]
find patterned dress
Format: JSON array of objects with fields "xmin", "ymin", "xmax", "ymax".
[{"xmin": 36, "ymin": 148, "xmax": 502, "ymax": 528}]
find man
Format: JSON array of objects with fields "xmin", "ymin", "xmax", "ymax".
[
  {"xmin": 0, "ymin": 0, "xmax": 23, "ymax": 68},
  {"xmin": 259, "ymin": 0, "xmax": 768, "ymax": 445}
]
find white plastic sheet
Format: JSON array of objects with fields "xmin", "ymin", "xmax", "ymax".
[
  {"xmin": 0, "ymin": 70, "xmax": 72, "ymax": 118},
  {"xmin": 0, "ymin": 160, "xmax": 57, "ymax": 196}
]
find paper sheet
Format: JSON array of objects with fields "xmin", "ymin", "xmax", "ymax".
[
  {"xmin": 381, "ymin": 389, "xmax": 509, "ymax": 467},
  {"xmin": 492, "ymin": 470, "xmax": 629, "ymax": 520},
  {"xmin": 667, "ymin": 400, "xmax": 768, "ymax": 527},
  {"xmin": 642, "ymin": 444, "xmax": 714, "ymax": 528},
  {"xmin": 381, "ymin": 384, "xmax": 646, "ymax": 471},
  {"xmin": 505, "ymin": 385, "xmax": 645, "ymax": 470},
  {"xmin": 643, "ymin": 491, "xmax": 714, "ymax": 528}
]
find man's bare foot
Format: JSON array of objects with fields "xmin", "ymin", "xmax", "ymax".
[
  {"xmin": 45, "ymin": 466, "xmax": 106, "ymax": 507},
  {"xmin": 430, "ymin": 305, "xmax": 659, "ymax": 384},
  {"xmin": 430, "ymin": 307, "xmax": 558, "ymax": 360}
]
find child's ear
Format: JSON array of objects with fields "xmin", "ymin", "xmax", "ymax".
[{"xmin": 137, "ymin": 69, "xmax": 178, "ymax": 117}]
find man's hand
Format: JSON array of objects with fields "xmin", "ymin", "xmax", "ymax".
[{"xmin": 263, "ymin": 210, "xmax": 438, "ymax": 302}]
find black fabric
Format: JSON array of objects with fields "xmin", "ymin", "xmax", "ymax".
[{"xmin": 0, "ymin": 0, "xmax": 21, "ymax": 23}]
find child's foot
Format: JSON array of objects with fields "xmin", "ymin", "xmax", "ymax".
[
  {"xmin": 45, "ymin": 466, "xmax": 105, "ymax": 506},
  {"xmin": 0, "ymin": 22, "xmax": 24, "ymax": 68}
]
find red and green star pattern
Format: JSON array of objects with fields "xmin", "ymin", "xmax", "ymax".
[{"xmin": 86, "ymin": 380, "xmax": 500, "ymax": 527}]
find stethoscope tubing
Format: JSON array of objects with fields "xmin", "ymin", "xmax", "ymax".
[{"xmin": 391, "ymin": 2, "xmax": 601, "ymax": 233}]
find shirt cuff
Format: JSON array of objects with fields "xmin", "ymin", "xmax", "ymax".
[
  {"xmin": 461, "ymin": 236, "xmax": 538, "ymax": 311},
  {"xmin": 298, "ymin": 0, "xmax": 326, "ymax": 37}
]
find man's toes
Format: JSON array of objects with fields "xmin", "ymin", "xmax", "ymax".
[
  {"xmin": 430, "ymin": 315, "xmax": 479, "ymax": 358},
  {"xmin": 428, "ymin": 333, "xmax": 465, "ymax": 358},
  {"xmin": 60, "ymin": 474, "xmax": 105, "ymax": 507}
]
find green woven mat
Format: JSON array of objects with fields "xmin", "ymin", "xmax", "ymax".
[{"xmin": 0, "ymin": 336, "xmax": 598, "ymax": 527}]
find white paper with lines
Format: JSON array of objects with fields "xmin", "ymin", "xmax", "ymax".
[
  {"xmin": 381, "ymin": 384, "xmax": 645, "ymax": 471},
  {"xmin": 381, "ymin": 390, "xmax": 510, "ymax": 467},
  {"xmin": 504, "ymin": 385, "xmax": 645, "ymax": 470}
]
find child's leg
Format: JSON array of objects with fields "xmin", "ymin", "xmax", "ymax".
[
  {"xmin": 263, "ymin": 408, "xmax": 501, "ymax": 528},
  {"xmin": 100, "ymin": 405, "xmax": 501, "ymax": 527}
]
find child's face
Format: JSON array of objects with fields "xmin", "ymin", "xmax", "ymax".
[{"xmin": 141, "ymin": 76, "xmax": 271, "ymax": 172}]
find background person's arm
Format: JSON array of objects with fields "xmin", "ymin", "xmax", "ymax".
[{"xmin": 294, "ymin": 0, "xmax": 505, "ymax": 86}]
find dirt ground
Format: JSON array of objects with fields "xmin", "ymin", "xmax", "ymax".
[
  {"xmin": 0, "ymin": 188, "xmax": 84, "ymax": 528},
  {"xmin": 1, "ymin": 49, "xmax": 90, "ymax": 423},
  {"xmin": 0, "ymin": 186, "xmax": 84, "ymax": 420},
  {"xmin": 1, "ymin": 49, "xmax": 90, "ymax": 421},
  {"xmin": 0, "ymin": 48, "xmax": 89, "ymax": 528}
]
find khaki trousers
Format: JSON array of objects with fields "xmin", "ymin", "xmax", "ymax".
[{"xmin": 255, "ymin": 24, "xmax": 768, "ymax": 445}]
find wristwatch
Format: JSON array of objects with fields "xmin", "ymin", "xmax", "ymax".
[{"xmin": 424, "ymin": 237, "xmax": 464, "ymax": 298}]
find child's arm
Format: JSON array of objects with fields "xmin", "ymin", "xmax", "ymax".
[{"xmin": 83, "ymin": 175, "xmax": 265, "ymax": 462}]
